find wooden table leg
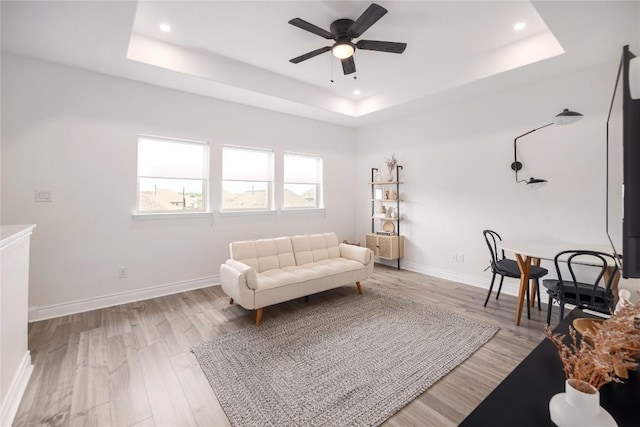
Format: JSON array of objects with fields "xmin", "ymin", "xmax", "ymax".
[
  {"xmin": 604, "ymin": 267, "xmax": 622, "ymax": 305},
  {"xmin": 531, "ymin": 258, "xmax": 541, "ymax": 308},
  {"xmin": 515, "ymin": 254, "xmax": 532, "ymax": 326}
]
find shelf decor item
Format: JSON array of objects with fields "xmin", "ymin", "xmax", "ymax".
[
  {"xmin": 382, "ymin": 221, "xmax": 395, "ymax": 234},
  {"xmin": 545, "ymin": 298, "xmax": 640, "ymax": 426},
  {"xmin": 548, "ymin": 379, "xmax": 616, "ymax": 427},
  {"xmin": 384, "ymin": 154, "xmax": 397, "ymax": 182}
]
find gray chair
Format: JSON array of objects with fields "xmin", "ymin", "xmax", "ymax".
[
  {"xmin": 483, "ymin": 230, "xmax": 547, "ymax": 319},
  {"xmin": 542, "ymin": 250, "xmax": 618, "ymax": 325}
]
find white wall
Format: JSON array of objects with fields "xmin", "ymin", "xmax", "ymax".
[
  {"xmin": 355, "ymin": 60, "xmax": 640, "ymax": 297},
  {"xmin": 3, "ymin": 53, "xmax": 638, "ymax": 319},
  {"xmin": 1, "ymin": 54, "xmax": 358, "ymax": 318}
]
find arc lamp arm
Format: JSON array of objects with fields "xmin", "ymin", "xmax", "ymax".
[{"xmin": 512, "ymin": 122, "xmax": 554, "ymax": 183}]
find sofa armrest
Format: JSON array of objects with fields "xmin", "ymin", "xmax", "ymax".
[
  {"xmin": 224, "ymin": 259, "xmax": 258, "ymax": 290},
  {"xmin": 220, "ymin": 261, "xmax": 258, "ymax": 310},
  {"xmin": 339, "ymin": 243, "xmax": 373, "ymax": 266}
]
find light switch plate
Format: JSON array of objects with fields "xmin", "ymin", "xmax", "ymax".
[{"xmin": 35, "ymin": 190, "xmax": 52, "ymax": 202}]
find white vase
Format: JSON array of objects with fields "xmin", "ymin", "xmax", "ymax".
[
  {"xmin": 384, "ymin": 171, "xmax": 393, "ymax": 182},
  {"xmin": 548, "ymin": 379, "xmax": 617, "ymax": 427}
]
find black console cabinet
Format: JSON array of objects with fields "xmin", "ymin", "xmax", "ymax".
[{"xmin": 459, "ymin": 309, "xmax": 640, "ymax": 427}]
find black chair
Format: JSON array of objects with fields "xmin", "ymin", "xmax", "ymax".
[
  {"xmin": 483, "ymin": 230, "xmax": 547, "ymax": 319},
  {"xmin": 542, "ymin": 250, "xmax": 618, "ymax": 325}
]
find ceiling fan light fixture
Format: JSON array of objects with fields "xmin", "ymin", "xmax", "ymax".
[
  {"xmin": 332, "ymin": 41, "xmax": 355, "ymax": 59},
  {"xmin": 289, "ymin": 4, "xmax": 405, "ymax": 74}
]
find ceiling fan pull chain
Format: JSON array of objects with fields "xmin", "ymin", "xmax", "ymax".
[
  {"xmin": 353, "ymin": 52, "xmax": 357, "ymax": 79},
  {"xmin": 330, "ymin": 54, "xmax": 334, "ymax": 83}
]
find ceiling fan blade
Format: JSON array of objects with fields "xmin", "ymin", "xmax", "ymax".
[
  {"xmin": 288, "ymin": 18, "xmax": 334, "ymax": 39},
  {"xmin": 290, "ymin": 46, "xmax": 331, "ymax": 64},
  {"xmin": 341, "ymin": 56, "xmax": 356, "ymax": 75},
  {"xmin": 347, "ymin": 3, "xmax": 387, "ymax": 38},
  {"xmin": 356, "ymin": 40, "xmax": 407, "ymax": 54}
]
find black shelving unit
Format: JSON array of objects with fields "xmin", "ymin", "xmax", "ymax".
[{"xmin": 369, "ymin": 165, "xmax": 403, "ymax": 269}]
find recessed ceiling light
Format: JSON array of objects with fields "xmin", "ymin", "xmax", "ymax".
[
  {"xmin": 159, "ymin": 23, "xmax": 172, "ymax": 33},
  {"xmin": 513, "ymin": 22, "xmax": 526, "ymax": 31},
  {"xmin": 353, "ymin": 89, "xmax": 361, "ymax": 95}
]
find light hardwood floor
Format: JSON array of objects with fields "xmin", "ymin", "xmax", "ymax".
[{"xmin": 13, "ymin": 265, "xmax": 556, "ymax": 426}]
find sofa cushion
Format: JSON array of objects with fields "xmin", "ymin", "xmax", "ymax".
[
  {"xmin": 292, "ymin": 232, "xmax": 340, "ymax": 265},
  {"xmin": 309, "ymin": 234, "xmax": 329, "ymax": 261},
  {"xmin": 230, "ymin": 236, "xmax": 296, "ymax": 273},
  {"xmin": 254, "ymin": 258, "xmax": 365, "ymax": 292},
  {"xmin": 230, "ymin": 240, "xmax": 259, "ymax": 270},
  {"xmin": 291, "ymin": 235, "xmax": 313, "ymax": 265},
  {"xmin": 324, "ymin": 233, "xmax": 341, "ymax": 259},
  {"xmin": 274, "ymin": 237, "xmax": 296, "ymax": 268},
  {"xmin": 255, "ymin": 239, "xmax": 279, "ymax": 272},
  {"xmin": 256, "ymin": 266, "xmax": 318, "ymax": 290}
]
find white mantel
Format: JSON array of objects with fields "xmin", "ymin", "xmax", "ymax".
[{"xmin": 1, "ymin": 224, "xmax": 36, "ymax": 426}]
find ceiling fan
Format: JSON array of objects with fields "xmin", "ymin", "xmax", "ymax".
[{"xmin": 288, "ymin": 3, "xmax": 407, "ymax": 75}]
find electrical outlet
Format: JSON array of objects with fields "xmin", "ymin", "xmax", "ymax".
[
  {"xmin": 458, "ymin": 253, "xmax": 465, "ymax": 263},
  {"xmin": 35, "ymin": 189, "xmax": 52, "ymax": 202},
  {"xmin": 118, "ymin": 267, "xmax": 128, "ymax": 279},
  {"xmin": 452, "ymin": 253, "xmax": 458, "ymax": 262}
]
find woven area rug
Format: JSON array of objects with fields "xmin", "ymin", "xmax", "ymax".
[{"xmin": 191, "ymin": 290, "xmax": 498, "ymax": 427}]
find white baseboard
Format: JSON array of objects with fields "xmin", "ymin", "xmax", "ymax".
[
  {"xmin": 398, "ymin": 260, "xmax": 521, "ymax": 297},
  {"xmin": 28, "ymin": 275, "xmax": 220, "ymax": 322},
  {"xmin": 26, "ymin": 261, "xmax": 543, "ymax": 323},
  {"xmin": 0, "ymin": 351, "xmax": 33, "ymax": 427}
]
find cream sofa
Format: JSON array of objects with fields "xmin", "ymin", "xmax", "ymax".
[{"xmin": 220, "ymin": 232, "xmax": 374, "ymax": 326}]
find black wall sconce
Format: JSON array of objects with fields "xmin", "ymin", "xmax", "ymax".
[{"xmin": 511, "ymin": 108, "xmax": 584, "ymax": 186}]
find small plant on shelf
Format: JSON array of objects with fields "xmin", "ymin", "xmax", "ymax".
[{"xmin": 385, "ymin": 154, "xmax": 397, "ymax": 175}]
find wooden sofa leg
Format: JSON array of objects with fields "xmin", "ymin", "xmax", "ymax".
[
  {"xmin": 256, "ymin": 308, "xmax": 264, "ymax": 327},
  {"xmin": 356, "ymin": 281, "xmax": 363, "ymax": 295},
  {"xmin": 229, "ymin": 298, "xmax": 234, "ymax": 305}
]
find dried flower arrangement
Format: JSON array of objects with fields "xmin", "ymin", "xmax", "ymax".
[
  {"xmin": 385, "ymin": 154, "xmax": 397, "ymax": 173},
  {"xmin": 545, "ymin": 300, "xmax": 640, "ymax": 392}
]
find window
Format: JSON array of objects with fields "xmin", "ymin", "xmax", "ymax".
[
  {"xmin": 284, "ymin": 152, "xmax": 323, "ymax": 209},
  {"xmin": 222, "ymin": 145, "xmax": 274, "ymax": 211},
  {"xmin": 137, "ymin": 135, "xmax": 209, "ymax": 213}
]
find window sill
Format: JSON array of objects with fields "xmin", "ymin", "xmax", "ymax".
[
  {"xmin": 281, "ymin": 208, "xmax": 326, "ymax": 214},
  {"xmin": 132, "ymin": 212, "xmax": 213, "ymax": 220},
  {"xmin": 219, "ymin": 209, "xmax": 277, "ymax": 217}
]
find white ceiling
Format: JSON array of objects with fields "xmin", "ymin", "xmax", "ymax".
[{"xmin": 1, "ymin": 1, "xmax": 638, "ymax": 127}]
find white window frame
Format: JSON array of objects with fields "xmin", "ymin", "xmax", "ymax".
[
  {"xmin": 135, "ymin": 135, "xmax": 210, "ymax": 215},
  {"xmin": 221, "ymin": 145, "xmax": 274, "ymax": 212},
  {"xmin": 283, "ymin": 152, "xmax": 324, "ymax": 210}
]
